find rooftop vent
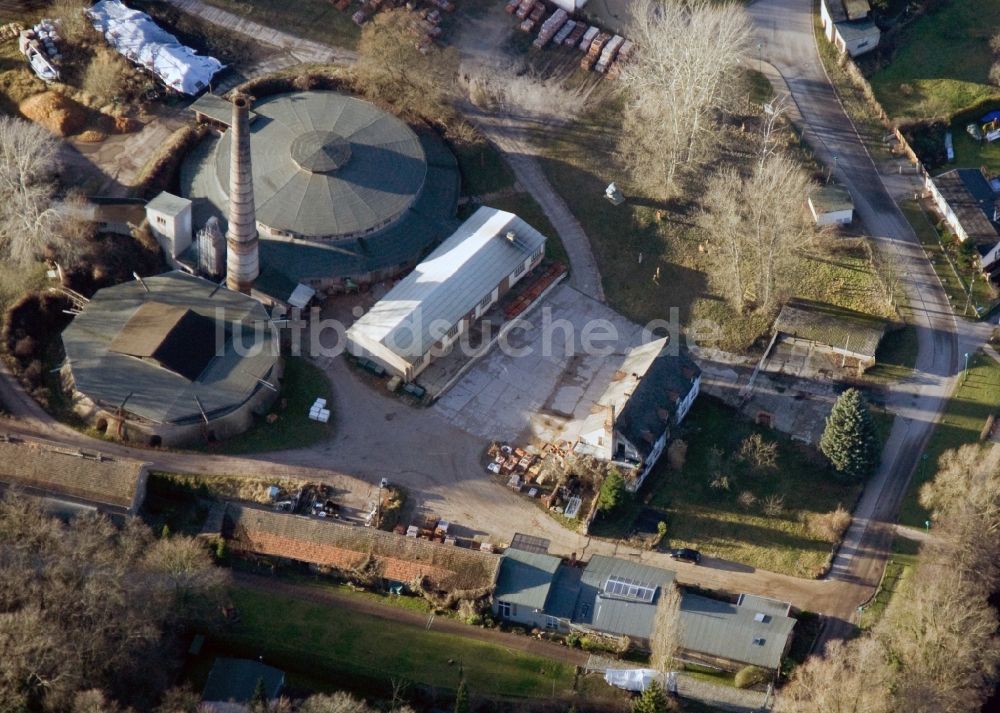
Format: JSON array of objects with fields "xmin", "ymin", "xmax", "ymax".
[
  {"xmin": 506, "ymin": 230, "xmax": 517, "ymax": 242},
  {"xmin": 752, "ymin": 637, "xmax": 766, "ymax": 646}
]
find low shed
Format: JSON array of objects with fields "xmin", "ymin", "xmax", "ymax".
[
  {"xmin": 808, "ymin": 184, "xmax": 854, "ymax": 226},
  {"xmin": 773, "ymin": 301, "xmax": 887, "ymax": 375},
  {"xmin": 0, "ymin": 433, "xmax": 149, "ymax": 517}
]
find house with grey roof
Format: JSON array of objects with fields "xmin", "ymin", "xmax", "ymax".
[
  {"xmin": 575, "ymin": 339, "xmax": 701, "ymax": 490},
  {"xmin": 820, "ymin": 0, "xmax": 880, "ymax": 56},
  {"xmin": 346, "ymin": 207, "xmax": 547, "ymax": 382},
  {"xmin": 925, "ymin": 168, "xmax": 1000, "ymax": 282},
  {"xmin": 491, "ymin": 550, "xmax": 795, "ymax": 669},
  {"xmin": 678, "ymin": 593, "xmax": 796, "ymax": 671},
  {"xmin": 492, "ymin": 548, "xmax": 578, "ymax": 631}
]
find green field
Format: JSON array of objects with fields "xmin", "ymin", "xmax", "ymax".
[
  {"xmin": 640, "ymin": 399, "xmax": 863, "ymax": 578},
  {"xmin": 870, "ymin": 1, "xmax": 1000, "ymax": 122},
  {"xmin": 211, "ymin": 587, "xmax": 581, "ymax": 700},
  {"xmin": 200, "ymin": 357, "xmax": 334, "ymax": 455},
  {"xmin": 898, "ymin": 350, "xmax": 1000, "ymax": 527}
]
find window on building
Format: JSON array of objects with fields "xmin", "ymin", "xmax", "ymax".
[
  {"xmin": 512, "ymin": 261, "xmax": 527, "ymax": 278},
  {"xmin": 477, "ymin": 292, "xmax": 493, "ymax": 313},
  {"xmin": 498, "ymin": 601, "xmax": 512, "ymax": 618},
  {"xmin": 531, "ymin": 247, "xmax": 543, "ymax": 261},
  {"xmin": 155, "ymin": 216, "xmax": 166, "ymax": 227},
  {"xmin": 545, "ymin": 616, "xmax": 559, "ymax": 630}
]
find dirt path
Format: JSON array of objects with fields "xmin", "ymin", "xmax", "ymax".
[
  {"xmin": 165, "ymin": 0, "xmax": 356, "ymax": 65},
  {"xmin": 233, "ymin": 570, "xmax": 591, "ymax": 666}
]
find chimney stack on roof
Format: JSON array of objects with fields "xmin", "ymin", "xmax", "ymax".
[{"xmin": 226, "ymin": 93, "xmax": 259, "ymax": 294}]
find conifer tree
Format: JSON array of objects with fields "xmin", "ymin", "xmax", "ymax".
[
  {"xmin": 820, "ymin": 388, "xmax": 880, "ymax": 482},
  {"xmin": 632, "ymin": 681, "xmax": 671, "ymax": 713}
]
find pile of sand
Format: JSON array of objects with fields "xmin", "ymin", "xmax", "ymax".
[{"xmin": 19, "ymin": 91, "xmax": 88, "ymax": 137}]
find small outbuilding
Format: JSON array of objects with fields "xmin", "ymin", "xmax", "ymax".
[
  {"xmin": 346, "ymin": 207, "xmax": 547, "ymax": 382},
  {"xmin": 773, "ymin": 301, "xmax": 887, "ymax": 375},
  {"xmin": 820, "ymin": 0, "xmax": 880, "ymax": 57},
  {"xmin": 808, "ymin": 184, "xmax": 854, "ymax": 226},
  {"xmin": 145, "ymin": 191, "xmax": 193, "ymax": 263},
  {"xmin": 0, "ymin": 433, "xmax": 149, "ymax": 519},
  {"xmin": 202, "ymin": 658, "xmax": 284, "ymax": 713}
]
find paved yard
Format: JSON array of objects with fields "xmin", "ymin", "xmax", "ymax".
[{"xmin": 433, "ymin": 282, "xmax": 651, "ymax": 443}]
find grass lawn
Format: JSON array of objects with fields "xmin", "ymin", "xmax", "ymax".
[
  {"xmin": 199, "ymin": 0, "xmax": 361, "ymax": 50},
  {"xmin": 454, "ymin": 137, "xmax": 517, "ymax": 198},
  {"xmin": 949, "ymin": 123, "xmax": 1000, "ymax": 176},
  {"xmin": 869, "ymin": 0, "xmax": 1000, "ymax": 122},
  {"xmin": 859, "ymin": 557, "xmax": 912, "ymax": 630},
  {"xmin": 898, "ymin": 349, "xmax": 1000, "ymax": 527},
  {"xmin": 212, "ymin": 586, "xmax": 582, "ymax": 700},
  {"xmin": 198, "ymin": 357, "xmax": 333, "ymax": 455},
  {"xmin": 535, "ymin": 99, "xmax": 894, "ymax": 351},
  {"xmin": 644, "ymin": 398, "xmax": 863, "ymax": 578},
  {"xmin": 864, "ymin": 323, "xmax": 919, "ymax": 383}
]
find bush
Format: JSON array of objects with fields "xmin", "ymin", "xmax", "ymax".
[
  {"xmin": 807, "ymin": 505, "xmax": 852, "ymax": 543},
  {"xmin": 565, "ymin": 632, "xmax": 581, "ymax": 648},
  {"xmin": 734, "ymin": 665, "xmax": 770, "ymax": 689}
]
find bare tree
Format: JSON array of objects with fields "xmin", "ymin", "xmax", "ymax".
[
  {"xmin": 618, "ymin": 0, "xmax": 753, "ymax": 198},
  {"xmin": 699, "ymin": 152, "xmax": 815, "ymax": 312},
  {"xmin": 649, "ymin": 582, "xmax": 683, "ymax": 672},
  {"xmin": 776, "ymin": 638, "xmax": 894, "ymax": 713},
  {"xmin": 0, "ymin": 117, "xmax": 73, "ymax": 268},
  {"xmin": 355, "ymin": 9, "xmax": 459, "ymax": 125}
]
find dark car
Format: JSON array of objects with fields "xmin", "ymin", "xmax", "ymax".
[{"xmin": 669, "ymin": 548, "xmax": 702, "ymax": 564}]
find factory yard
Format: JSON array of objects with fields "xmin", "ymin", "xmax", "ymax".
[{"xmin": 433, "ymin": 281, "xmax": 660, "ymax": 444}]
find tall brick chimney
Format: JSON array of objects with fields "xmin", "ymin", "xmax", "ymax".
[{"xmin": 226, "ymin": 93, "xmax": 259, "ymax": 294}]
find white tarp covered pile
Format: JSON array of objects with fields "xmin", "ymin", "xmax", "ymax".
[
  {"xmin": 603, "ymin": 668, "xmax": 671, "ymax": 693},
  {"xmin": 87, "ymin": 0, "xmax": 222, "ymax": 95}
]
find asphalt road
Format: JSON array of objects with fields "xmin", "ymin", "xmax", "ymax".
[{"xmin": 747, "ymin": 0, "xmax": 991, "ymax": 635}]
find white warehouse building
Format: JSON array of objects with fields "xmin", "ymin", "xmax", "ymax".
[{"xmin": 346, "ymin": 207, "xmax": 547, "ymax": 382}]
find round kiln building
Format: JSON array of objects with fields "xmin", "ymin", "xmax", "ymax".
[
  {"xmin": 182, "ymin": 90, "xmax": 461, "ymax": 298},
  {"xmin": 60, "ymin": 271, "xmax": 283, "ymax": 447}
]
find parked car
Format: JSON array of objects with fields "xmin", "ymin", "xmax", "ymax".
[{"xmin": 669, "ymin": 548, "xmax": 701, "ymax": 564}]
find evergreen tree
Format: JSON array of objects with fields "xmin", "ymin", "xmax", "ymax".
[
  {"xmin": 250, "ymin": 677, "xmax": 268, "ymax": 711},
  {"xmin": 453, "ymin": 674, "xmax": 469, "ymax": 713},
  {"xmin": 597, "ymin": 469, "xmax": 627, "ymax": 513},
  {"xmin": 632, "ymin": 681, "xmax": 670, "ymax": 713},
  {"xmin": 819, "ymin": 388, "xmax": 880, "ymax": 482}
]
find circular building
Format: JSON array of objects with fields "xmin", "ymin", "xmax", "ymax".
[
  {"xmin": 182, "ymin": 91, "xmax": 461, "ymax": 300},
  {"xmin": 61, "ymin": 271, "xmax": 283, "ymax": 447}
]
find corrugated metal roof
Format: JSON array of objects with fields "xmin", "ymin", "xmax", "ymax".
[
  {"xmin": 214, "ymin": 91, "xmax": 426, "ymax": 240},
  {"xmin": 774, "ymin": 301, "xmax": 887, "ymax": 359},
  {"xmin": 932, "ymin": 169, "xmax": 1000, "ymax": 244},
  {"xmin": 61, "ymin": 271, "xmax": 280, "ymax": 425},
  {"xmin": 347, "ymin": 207, "xmax": 546, "ymax": 366},
  {"xmin": 679, "ymin": 593, "xmax": 796, "ymax": 670},
  {"xmin": 737, "ymin": 594, "xmax": 792, "ymax": 618},
  {"xmin": 494, "ymin": 548, "xmax": 563, "ymax": 610}
]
